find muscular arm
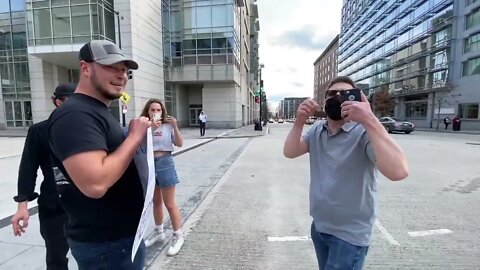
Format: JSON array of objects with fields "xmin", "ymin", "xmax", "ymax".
[
  {"xmin": 283, "ymin": 119, "xmax": 309, "ymax": 158},
  {"xmin": 363, "ymin": 115, "xmax": 409, "ymax": 181},
  {"xmin": 50, "ymin": 112, "xmax": 146, "ymax": 199},
  {"xmin": 62, "ymin": 135, "xmax": 142, "ymax": 198}
]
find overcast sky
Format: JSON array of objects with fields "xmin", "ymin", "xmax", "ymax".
[{"xmin": 256, "ymin": 0, "xmax": 343, "ymax": 110}]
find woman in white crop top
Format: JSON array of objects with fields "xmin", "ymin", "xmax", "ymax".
[{"xmin": 140, "ymin": 98, "xmax": 185, "ymax": 256}]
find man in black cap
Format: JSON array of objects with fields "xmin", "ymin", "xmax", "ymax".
[
  {"xmin": 48, "ymin": 40, "xmax": 150, "ymax": 270},
  {"xmin": 11, "ymin": 83, "xmax": 76, "ymax": 270}
]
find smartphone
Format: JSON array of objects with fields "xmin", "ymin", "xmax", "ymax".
[
  {"xmin": 340, "ymin": 88, "xmax": 362, "ymax": 103},
  {"xmin": 153, "ymin": 113, "xmax": 162, "ymax": 122}
]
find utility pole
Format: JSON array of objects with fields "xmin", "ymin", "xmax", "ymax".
[{"xmin": 114, "ymin": 10, "xmax": 127, "ymax": 127}]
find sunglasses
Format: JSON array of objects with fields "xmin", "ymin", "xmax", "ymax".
[{"xmin": 325, "ymin": 88, "xmax": 360, "ymax": 97}]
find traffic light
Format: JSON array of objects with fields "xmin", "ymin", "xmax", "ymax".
[
  {"xmin": 260, "ymin": 80, "xmax": 264, "ymax": 92},
  {"xmin": 255, "ymin": 96, "xmax": 260, "ymax": 103},
  {"xmin": 127, "ymin": 70, "xmax": 133, "ymax": 80}
]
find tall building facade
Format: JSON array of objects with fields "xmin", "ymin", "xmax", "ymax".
[
  {"xmin": 0, "ymin": 0, "xmax": 260, "ymax": 130},
  {"xmin": 338, "ymin": 0, "xmax": 480, "ymax": 129},
  {"xmin": 25, "ymin": 0, "xmax": 164, "ymax": 125},
  {"xmin": 313, "ymin": 35, "xmax": 338, "ymax": 110},
  {"xmin": 0, "ymin": 0, "xmax": 30, "ymax": 129},
  {"xmin": 163, "ymin": 0, "xmax": 260, "ymax": 128},
  {"xmin": 279, "ymin": 97, "xmax": 308, "ymax": 119}
]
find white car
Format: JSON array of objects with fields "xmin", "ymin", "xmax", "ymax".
[{"xmin": 277, "ymin": 119, "xmax": 284, "ymax": 123}]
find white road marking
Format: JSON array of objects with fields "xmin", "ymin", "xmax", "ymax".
[
  {"xmin": 268, "ymin": 236, "xmax": 311, "ymax": 242},
  {"xmin": 375, "ymin": 219, "xmax": 400, "ymax": 246},
  {"xmin": 408, "ymin": 229, "xmax": 452, "ymax": 237},
  {"xmin": 430, "ymin": 168, "xmax": 448, "ymax": 174}
]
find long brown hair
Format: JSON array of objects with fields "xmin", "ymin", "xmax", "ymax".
[{"xmin": 140, "ymin": 98, "xmax": 168, "ymax": 123}]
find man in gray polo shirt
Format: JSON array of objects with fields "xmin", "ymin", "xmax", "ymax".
[{"xmin": 284, "ymin": 76, "xmax": 408, "ymax": 270}]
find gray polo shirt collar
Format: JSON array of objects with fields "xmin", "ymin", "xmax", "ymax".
[{"xmin": 321, "ymin": 120, "xmax": 358, "ymax": 134}]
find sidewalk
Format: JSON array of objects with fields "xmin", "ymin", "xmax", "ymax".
[
  {"xmin": 0, "ymin": 124, "xmax": 266, "ymax": 269},
  {"xmin": 415, "ymin": 128, "xmax": 480, "ymax": 135}
]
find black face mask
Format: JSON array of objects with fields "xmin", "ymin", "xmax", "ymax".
[{"xmin": 325, "ymin": 96, "xmax": 343, "ymax": 121}]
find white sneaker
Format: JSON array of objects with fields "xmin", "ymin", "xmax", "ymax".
[
  {"xmin": 167, "ymin": 233, "xmax": 184, "ymax": 256},
  {"xmin": 145, "ymin": 229, "xmax": 166, "ymax": 247}
]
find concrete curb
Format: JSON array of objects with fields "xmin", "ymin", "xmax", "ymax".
[
  {"xmin": 145, "ymin": 139, "xmax": 252, "ymax": 268},
  {"xmin": 415, "ymin": 129, "xmax": 480, "ymax": 135}
]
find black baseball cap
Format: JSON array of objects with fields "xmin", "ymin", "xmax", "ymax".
[
  {"xmin": 79, "ymin": 40, "xmax": 139, "ymax": 70},
  {"xmin": 53, "ymin": 83, "xmax": 76, "ymax": 98}
]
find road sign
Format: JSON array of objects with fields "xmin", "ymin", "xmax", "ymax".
[{"xmin": 120, "ymin": 92, "xmax": 131, "ymax": 104}]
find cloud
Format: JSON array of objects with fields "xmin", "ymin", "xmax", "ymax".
[
  {"xmin": 258, "ymin": 0, "xmax": 342, "ymax": 103},
  {"xmin": 270, "ymin": 25, "xmax": 335, "ymax": 51},
  {"xmin": 290, "ymin": 82, "xmax": 305, "ymax": 88},
  {"xmin": 268, "ymin": 95, "xmax": 285, "ymax": 103}
]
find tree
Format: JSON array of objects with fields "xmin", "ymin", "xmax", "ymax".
[{"xmin": 372, "ymin": 88, "xmax": 396, "ymax": 117}]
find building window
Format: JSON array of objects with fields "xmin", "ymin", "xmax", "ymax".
[
  {"xmin": 464, "ymin": 32, "xmax": 480, "ymax": 53},
  {"xmin": 466, "ymin": 9, "xmax": 480, "ymax": 29},
  {"xmin": 462, "ymin": 57, "xmax": 480, "ymax": 76},
  {"xmin": 458, "ymin": 103, "xmax": 479, "ymax": 119},
  {"xmin": 27, "ymin": 1, "xmax": 116, "ymax": 46},
  {"xmin": 406, "ymin": 102, "xmax": 428, "ymax": 118},
  {"xmin": 466, "ymin": 0, "xmax": 479, "ymax": 6}
]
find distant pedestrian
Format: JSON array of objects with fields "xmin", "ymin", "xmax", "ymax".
[
  {"xmin": 283, "ymin": 76, "xmax": 409, "ymax": 270},
  {"xmin": 11, "ymin": 83, "xmax": 76, "ymax": 270},
  {"xmin": 141, "ymin": 99, "xmax": 185, "ymax": 256},
  {"xmin": 443, "ymin": 117, "xmax": 451, "ymax": 130},
  {"xmin": 199, "ymin": 111, "xmax": 207, "ymax": 136},
  {"xmin": 452, "ymin": 115, "xmax": 462, "ymax": 131},
  {"xmin": 48, "ymin": 40, "xmax": 149, "ymax": 270}
]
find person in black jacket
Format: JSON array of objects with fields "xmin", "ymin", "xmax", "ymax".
[{"xmin": 11, "ymin": 83, "xmax": 76, "ymax": 270}]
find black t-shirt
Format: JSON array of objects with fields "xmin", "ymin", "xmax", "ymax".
[{"xmin": 48, "ymin": 93, "xmax": 144, "ymax": 242}]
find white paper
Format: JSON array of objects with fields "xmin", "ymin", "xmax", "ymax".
[{"xmin": 131, "ymin": 127, "xmax": 156, "ymax": 262}]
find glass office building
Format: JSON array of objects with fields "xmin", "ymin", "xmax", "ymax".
[
  {"xmin": 168, "ymin": 0, "xmax": 241, "ymax": 69},
  {"xmin": 0, "ymin": 0, "xmax": 31, "ymax": 128},
  {"xmin": 338, "ymin": 0, "xmax": 480, "ymax": 129},
  {"xmin": 0, "ymin": 0, "xmax": 259, "ymax": 130},
  {"xmin": 163, "ymin": 0, "xmax": 259, "ymax": 128},
  {"xmin": 26, "ymin": 0, "xmax": 116, "ymax": 46}
]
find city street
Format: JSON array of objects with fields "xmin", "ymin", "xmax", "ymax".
[
  {"xmin": 150, "ymin": 123, "xmax": 480, "ymax": 269},
  {"xmin": 0, "ymin": 123, "xmax": 479, "ymax": 269}
]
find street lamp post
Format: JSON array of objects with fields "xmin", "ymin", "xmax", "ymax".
[
  {"xmin": 113, "ymin": 10, "xmax": 127, "ymax": 127},
  {"xmin": 258, "ymin": 64, "xmax": 264, "ymax": 129}
]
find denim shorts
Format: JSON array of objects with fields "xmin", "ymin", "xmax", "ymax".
[{"xmin": 154, "ymin": 154, "xmax": 179, "ymax": 188}]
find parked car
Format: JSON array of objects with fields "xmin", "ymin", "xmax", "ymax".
[
  {"xmin": 306, "ymin": 116, "xmax": 317, "ymax": 125},
  {"xmin": 277, "ymin": 119, "xmax": 284, "ymax": 123},
  {"xmin": 268, "ymin": 118, "xmax": 275, "ymax": 123},
  {"xmin": 379, "ymin": 117, "xmax": 415, "ymax": 134}
]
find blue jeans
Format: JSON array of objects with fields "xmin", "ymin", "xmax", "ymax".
[
  {"xmin": 68, "ymin": 237, "xmax": 145, "ymax": 270},
  {"xmin": 311, "ymin": 223, "xmax": 369, "ymax": 270}
]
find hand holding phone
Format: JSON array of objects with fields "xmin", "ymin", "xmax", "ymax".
[
  {"xmin": 339, "ymin": 88, "xmax": 362, "ymax": 103},
  {"xmin": 153, "ymin": 113, "xmax": 162, "ymax": 122}
]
